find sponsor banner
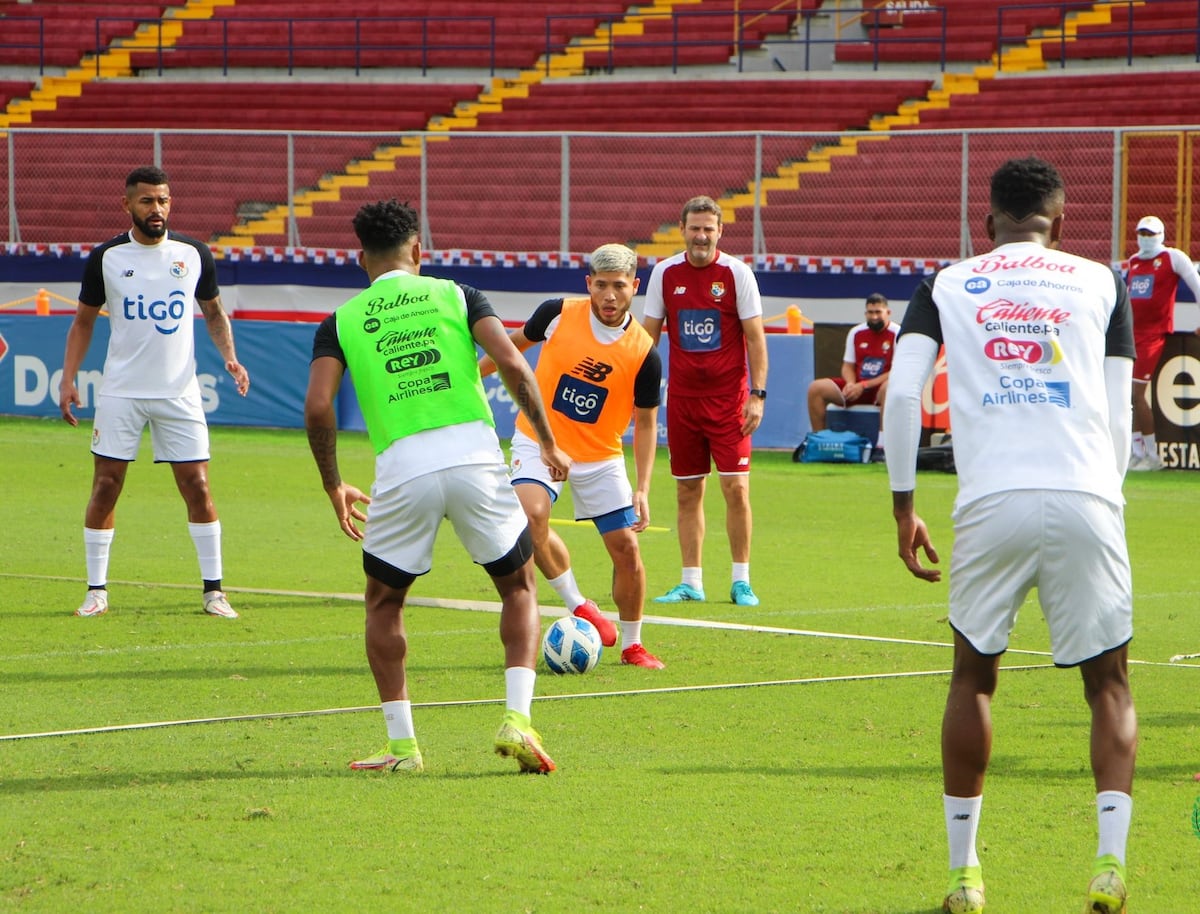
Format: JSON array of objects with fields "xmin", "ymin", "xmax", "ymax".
[
  {"xmin": 1153, "ymin": 331, "xmax": 1200, "ymax": 470},
  {"xmin": 1, "ymin": 316, "xmax": 815, "ymax": 450},
  {"xmin": 0, "ymin": 315, "xmax": 313, "ymax": 428}
]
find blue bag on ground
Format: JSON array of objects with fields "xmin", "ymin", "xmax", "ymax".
[{"xmin": 793, "ymin": 429, "xmax": 872, "ymax": 463}]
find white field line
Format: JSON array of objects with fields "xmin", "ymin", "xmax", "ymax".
[{"xmin": 0, "ymin": 664, "xmax": 1055, "ymax": 742}]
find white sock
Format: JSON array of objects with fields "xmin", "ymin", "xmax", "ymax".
[
  {"xmin": 547, "ymin": 569, "xmax": 586, "ymax": 611},
  {"xmin": 1130, "ymin": 433, "xmax": 1145, "ymax": 458},
  {"xmin": 682, "ymin": 566, "xmax": 703, "ymax": 590},
  {"xmin": 382, "ymin": 700, "xmax": 414, "ymax": 741},
  {"xmin": 505, "ymin": 666, "xmax": 536, "ymax": 719},
  {"xmin": 188, "ymin": 520, "xmax": 222, "ymax": 582},
  {"xmin": 1096, "ymin": 791, "xmax": 1132, "ymax": 864},
  {"xmin": 84, "ymin": 527, "xmax": 114, "ymax": 588},
  {"xmin": 620, "ymin": 619, "xmax": 643, "ymax": 651},
  {"xmin": 944, "ymin": 794, "xmax": 983, "ymax": 869},
  {"xmin": 732, "ymin": 562, "xmax": 750, "ymax": 585},
  {"xmin": 1143, "ymin": 433, "xmax": 1157, "ymax": 460}
]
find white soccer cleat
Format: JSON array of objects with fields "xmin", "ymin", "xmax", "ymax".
[
  {"xmin": 203, "ymin": 590, "xmax": 239, "ymax": 619},
  {"xmin": 74, "ymin": 590, "xmax": 109, "ymax": 617}
]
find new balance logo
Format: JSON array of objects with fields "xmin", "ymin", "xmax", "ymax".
[
  {"xmin": 674, "ymin": 285, "xmax": 688, "ymax": 294},
  {"xmin": 572, "ymin": 357, "xmax": 613, "ymax": 383},
  {"xmin": 1101, "ymin": 805, "xmax": 1117, "ymax": 813},
  {"xmin": 123, "ymin": 270, "xmax": 135, "ymax": 277},
  {"xmin": 952, "ymin": 814, "xmax": 972, "ymax": 821}
]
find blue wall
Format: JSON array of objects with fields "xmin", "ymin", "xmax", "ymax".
[{"xmin": 0, "ymin": 315, "xmax": 815, "ymax": 449}]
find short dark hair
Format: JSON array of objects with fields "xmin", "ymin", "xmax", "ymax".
[
  {"xmin": 353, "ymin": 199, "xmax": 420, "ymax": 254},
  {"xmin": 866, "ymin": 292, "xmax": 888, "ymax": 306},
  {"xmin": 990, "ymin": 157, "xmax": 1064, "ymax": 221},
  {"xmin": 126, "ymin": 165, "xmax": 169, "ymax": 190}
]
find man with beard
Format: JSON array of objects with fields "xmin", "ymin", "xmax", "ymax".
[
  {"xmin": 806, "ymin": 293, "xmax": 899, "ymax": 460},
  {"xmin": 59, "ymin": 165, "xmax": 251, "ymax": 619}
]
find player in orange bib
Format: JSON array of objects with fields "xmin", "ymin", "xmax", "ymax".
[{"xmin": 481, "ymin": 243, "xmax": 665, "ymax": 668}]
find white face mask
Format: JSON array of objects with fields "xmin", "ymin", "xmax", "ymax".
[{"xmin": 1137, "ymin": 234, "xmax": 1164, "ymax": 257}]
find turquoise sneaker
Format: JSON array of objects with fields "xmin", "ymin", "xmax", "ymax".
[
  {"xmin": 730, "ymin": 581, "xmax": 759, "ymax": 606},
  {"xmin": 494, "ymin": 711, "xmax": 556, "ymax": 774},
  {"xmin": 654, "ymin": 582, "xmax": 705, "ymax": 603},
  {"xmin": 1086, "ymin": 854, "xmax": 1127, "ymax": 914},
  {"xmin": 349, "ymin": 738, "xmax": 423, "ymax": 772},
  {"xmin": 943, "ymin": 865, "xmax": 985, "ymax": 913}
]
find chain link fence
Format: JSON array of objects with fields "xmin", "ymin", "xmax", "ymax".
[{"xmin": 3, "ymin": 126, "xmax": 1197, "ymax": 263}]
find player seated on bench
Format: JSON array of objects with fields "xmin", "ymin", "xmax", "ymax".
[{"xmin": 806, "ymin": 293, "xmax": 899, "ymax": 462}]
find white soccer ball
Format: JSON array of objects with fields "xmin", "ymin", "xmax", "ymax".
[{"xmin": 542, "ymin": 616, "xmax": 602, "ymax": 674}]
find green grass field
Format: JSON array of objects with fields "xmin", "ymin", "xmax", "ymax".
[{"xmin": 2, "ymin": 416, "xmax": 1198, "ymax": 912}]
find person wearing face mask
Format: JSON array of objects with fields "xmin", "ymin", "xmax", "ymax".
[
  {"xmin": 806, "ymin": 293, "xmax": 900, "ymax": 461},
  {"xmin": 1123, "ymin": 215, "xmax": 1200, "ymax": 470}
]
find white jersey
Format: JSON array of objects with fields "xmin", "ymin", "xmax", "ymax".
[
  {"xmin": 898, "ymin": 242, "xmax": 1134, "ymax": 508},
  {"xmin": 78, "ymin": 231, "xmax": 219, "ymax": 398}
]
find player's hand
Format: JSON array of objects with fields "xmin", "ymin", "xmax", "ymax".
[
  {"xmin": 740, "ymin": 396, "xmax": 764, "ymax": 437},
  {"xmin": 327, "ymin": 482, "xmax": 371, "ymax": 541},
  {"xmin": 59, "ymin": 381, "xmax": 80, "ymax": 427},
  {"xmin": 541, "ymin": 444, "xmax": 572, "ymax": 482},
  {"xmin": 895, "ymin": 510, "xmax": 941, "ymax": 582},
  {"xmin": 843, "ymin": 382, "xmax": 864, "ymax": 404},
  {"xmin": 226, "ymin": 360, "xmax": 250, "ymax": 396},
  {"xmin": 631, "ymin": 491, "xmax": 650, "ymax": 533}
]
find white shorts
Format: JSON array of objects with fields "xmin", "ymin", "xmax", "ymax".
[
  {"xmin": 509, "ymin": 430, "xmax": 633, "ymax": 521},
  {"xmin": 363, "ymin": 462, "xmax": 528, "ymax": 576},
  {"xmin": 91, "ymin": 393, "xmax": 210, "ymax": 463},
  {"xmin": 948, "ymin": 490, "xmax": 1133, "ymax": 667}
]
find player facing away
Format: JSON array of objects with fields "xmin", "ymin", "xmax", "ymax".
[
  {"xmin": 1122, "ymin": 214, "xmax": 1200, "ymax": 470},
  {"xmin": 480, "ymin": 243, "xmax": 664, "ymax": 669},
  {"xmin": 58, "ymin": 165, "xmax": 251, "ymax": 619},
  {"xmin": 642, "ymin": 195, "xmax": 769, "ymax": 607},
  {"xmin": 305, "ymin": 199, "xmax": 571, "ymax": 774},
  {"xmin": 885, "ymin": 158, "xmax": 1137, "ymax": 914}
]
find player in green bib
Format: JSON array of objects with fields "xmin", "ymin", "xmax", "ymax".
[{"xmin": 305, "ymin": 199, "xmax": 570, "ymax": 774}]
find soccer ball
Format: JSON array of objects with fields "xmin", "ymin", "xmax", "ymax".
[{"xmin": 542, "ymin": 616, "xmax": 602, "ymax": 674}]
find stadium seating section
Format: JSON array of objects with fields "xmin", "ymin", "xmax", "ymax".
[{"xmin": 1, "ymin": 0, "xmax": 1198, "ymax": 258}]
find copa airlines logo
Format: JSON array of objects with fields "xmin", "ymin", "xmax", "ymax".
[
  {"xmin": 982, "ymin": 375, "xmax": 1070, "ymax": 408},
  {"xmin": 553, "ymin": 373, "xmax": 607, "ymax": 425},
  {"xmin": 983, "ymin": 337, "xmax": 1063, "ymax": 365},
  {"xmin": 123, "ymin": 291, "xmax": 188, "ymax": 335},
  {"xmin": 677, "ymin": 308, "xmax": 720, "ymax": 352}
]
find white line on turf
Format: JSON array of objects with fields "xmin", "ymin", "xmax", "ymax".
[{"xmin": 0, "ymin": 664, "xmax": 1056, "ymax": 742}]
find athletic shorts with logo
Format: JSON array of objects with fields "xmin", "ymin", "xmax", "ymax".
[
  {"xmin": 509, "ymin": 430, "xmax": 634, "ymax": 521},
  {"xmin": 92, "ymin": 392, "xmax": 210, "ymax": 462},
  {"xmin": 666, "ymin": 391, "xmax": 752, "ymax": 478},
  {"xmin": 948, "ymin": 489, "xmax": 1132, "ymax": 667},
  {"xmin": 363, "ymin": 463, "xmax": 527, "ymax": 576}
]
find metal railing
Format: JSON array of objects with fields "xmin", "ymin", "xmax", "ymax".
[{"xmin": 3, "ymin": 125, "xmax": 1197, "ymax": 264}]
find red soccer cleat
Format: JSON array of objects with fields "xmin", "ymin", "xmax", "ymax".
[
  {"xmin": 620, "ymin": 643, "xmax": 665, "ymax": 669},
  {"xmin": 573, "ymin": 599, "xmax": 617, "ymax": 647}
]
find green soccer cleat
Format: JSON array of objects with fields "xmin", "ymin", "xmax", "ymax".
[
  {"xmin": 653, "ymin": 582, "xmax": 705, "ymax": 603},
  {"xmin": 494, "ymin": 710, "xmax": 556, "ymax": 774},
  {"xmin": 349, "ymin": 739, "xmax": 423, "ymax": 772},
  {"xmin": 1085, "ymin": 854, "xmax": 1127, "ymax": 914},
  {"xmin": 943, "ymin": 865, "xmax": 985, "ymax": 913}
]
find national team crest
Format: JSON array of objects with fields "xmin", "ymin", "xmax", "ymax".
[
  {"xmin": 170, "ymin": 261, "xmax": 188, "ymax": 278},
  {"xmin": 710, "ymin": 282, "xmax": 726, "ymax": 298}
]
